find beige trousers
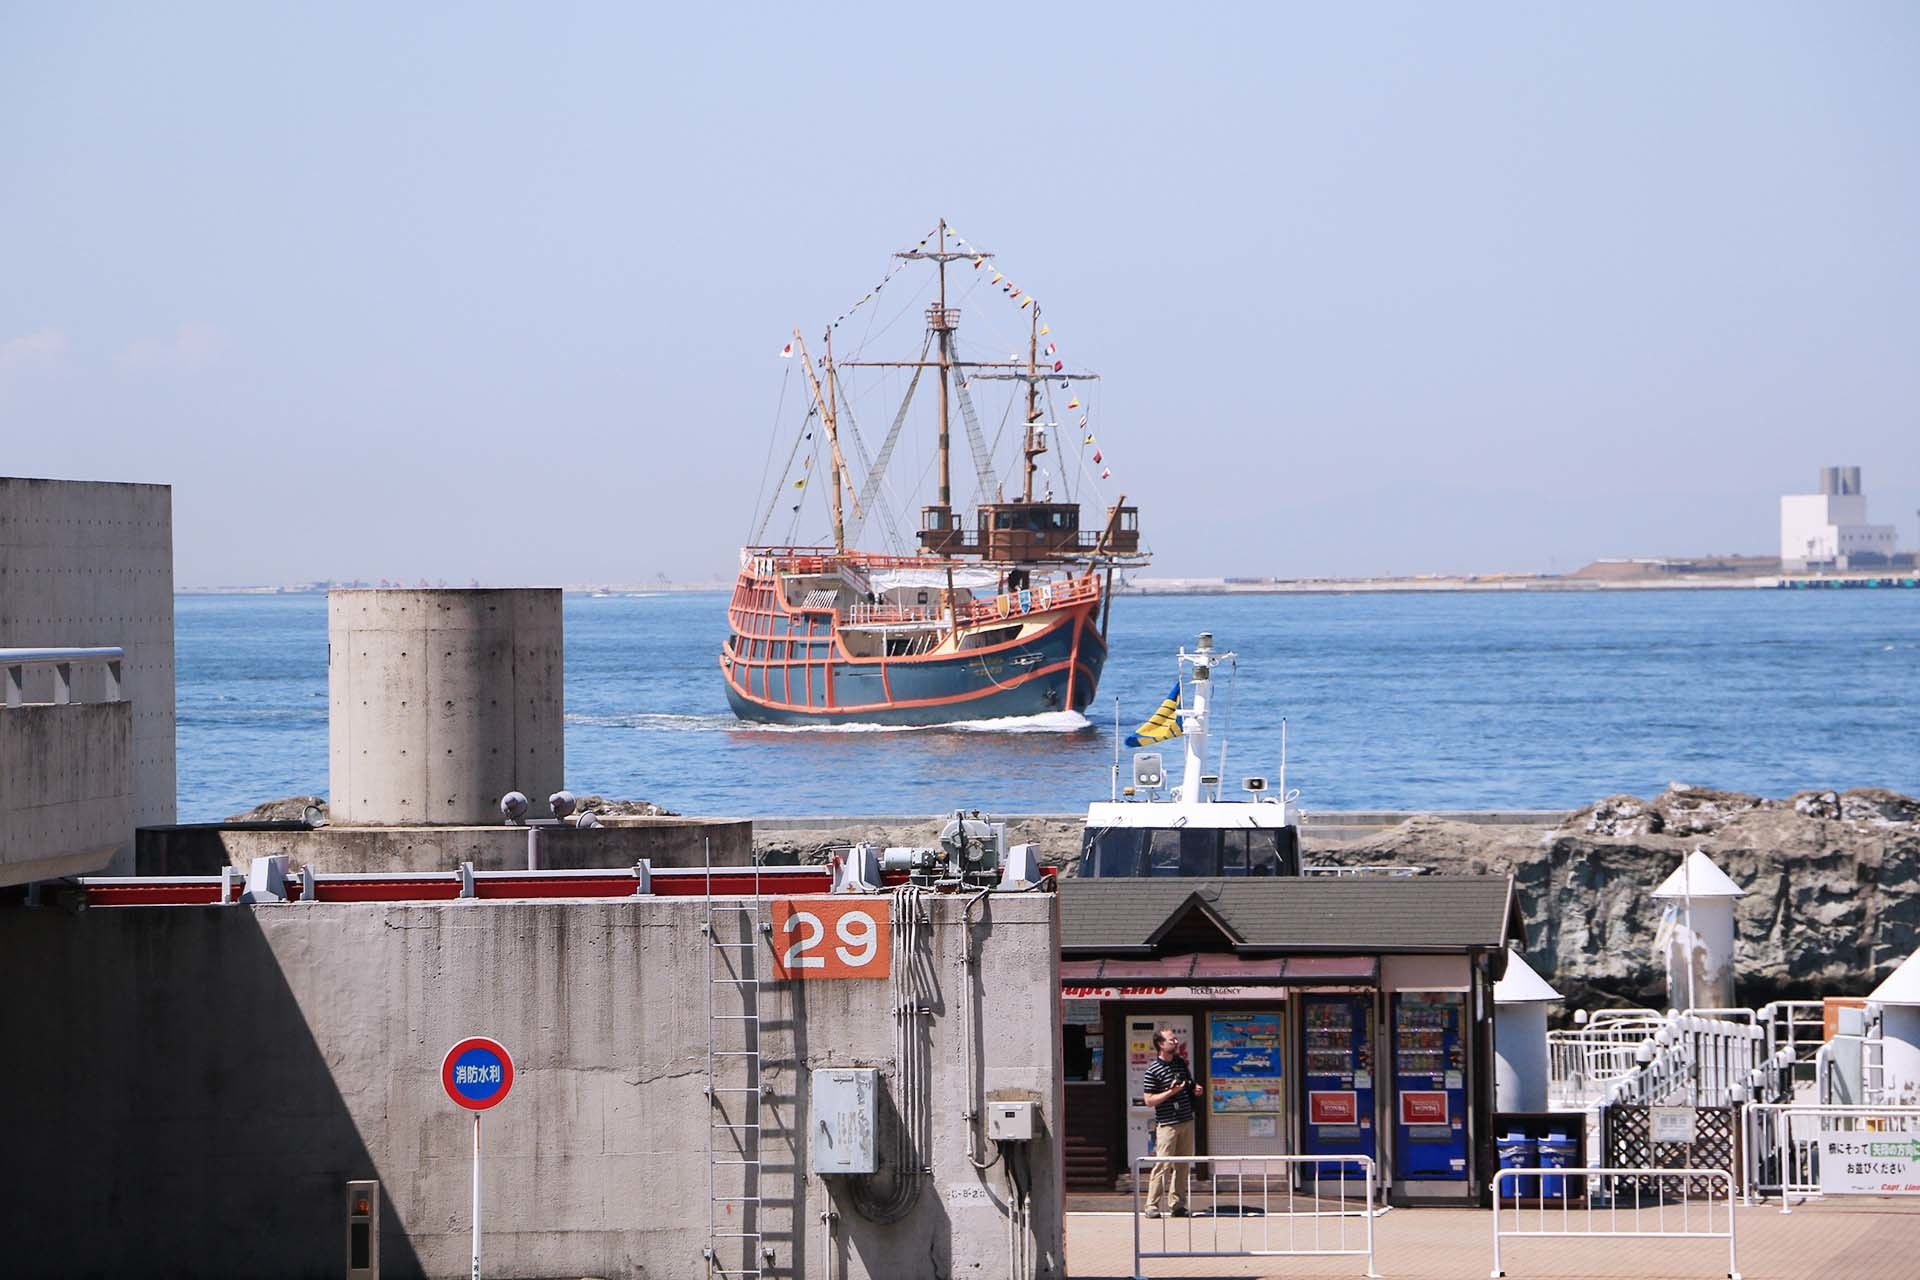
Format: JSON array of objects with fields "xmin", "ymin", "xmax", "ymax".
[{"xmin": 1146, "ymin": 1119, "xmax": 1195, "ymax": 1211}]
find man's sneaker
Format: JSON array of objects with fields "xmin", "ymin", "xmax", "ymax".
[
  {"xmin": 1170, "ymin": 1206, "xmax": 1190, "ymax": 1218},
  {"xmin": 1143, "ymin": 1208, "xmax": 1162, "ymax": 1219}
]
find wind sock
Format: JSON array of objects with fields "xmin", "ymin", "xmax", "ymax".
[{"xmin": 1125, "ymin": 680, "xmax": 1183, "ymax": 747}]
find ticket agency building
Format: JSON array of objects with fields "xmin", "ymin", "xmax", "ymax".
[{"xmin": 1056, "ymin": 876, "xmax": 1526, "ymax": 1206}]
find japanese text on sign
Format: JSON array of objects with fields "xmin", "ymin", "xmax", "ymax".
[{"xmin": 1817, "ymin": 1135, "xmax": 1920, "ymax": 1196}]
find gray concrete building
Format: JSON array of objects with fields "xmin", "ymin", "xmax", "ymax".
[
  {"xmin": 0, "ymin": 886, "xmax": 1063, "ymax": 1279},
  {"xmin": 328, "ymin": 589, "xmax": 565, "ymax": 825},
  {"xmin": 0, "ymin": 476, "xmax": 175, "ymax": 876}
]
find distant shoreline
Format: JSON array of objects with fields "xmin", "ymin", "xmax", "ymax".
[
  {"xmin": 175, "ymin": 572, "xmax": 1918, "ymax": 597},
  {"xmin": 1120, "ymin": 572, "xmax": 1918, "ymax": 595}
]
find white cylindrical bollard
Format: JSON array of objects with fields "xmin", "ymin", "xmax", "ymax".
[
  {"xmin": 1495, "ymin": 1002, "xmax": 1550, "ymax": 1111},
  {"xmin": 1651, "ymin": 850, "xmax": 1746, "ymax": 1012},
  {"xmin": 1493, "ymin": 950, "xmax": 1562, "ymax": 1113}
]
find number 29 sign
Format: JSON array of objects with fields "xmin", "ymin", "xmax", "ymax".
[{"xmin": 770, "ymin": 899, "xmax": 889, "ymax": 979}]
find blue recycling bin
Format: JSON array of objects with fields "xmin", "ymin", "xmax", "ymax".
[
  {"xmin": 1537, "ymin": 1132, "xmax": 1577, "ymax": 1198},
  {"xmin": 1496, "ymin": 1133, "xmax": 1537, "ymax": 1198}
]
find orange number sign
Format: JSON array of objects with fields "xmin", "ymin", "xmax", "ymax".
[{"xmin": 769, "ymin": 899, "xmax": 891, "ymax": 979}]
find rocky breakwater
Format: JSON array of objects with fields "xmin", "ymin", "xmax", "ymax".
[{"xmin": 1311, "ymin": 785, "xmax": 1920, "ymax": 1008}]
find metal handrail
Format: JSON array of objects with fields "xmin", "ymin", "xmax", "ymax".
[{"xmin": 2, "ymin": 646, "xmax": 125, "ymax": 706}]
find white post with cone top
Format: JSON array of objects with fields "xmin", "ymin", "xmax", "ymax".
[
  {"xmin": 1652, "ymin": 850, "xmax": 1746, "ymax": 1012},
  {"xmin": 1494, "ymin": 950, "xmax": 1563, "ymax": 1112}
]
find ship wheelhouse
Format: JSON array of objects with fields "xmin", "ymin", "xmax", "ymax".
[{"xmin": 1078, "ymin": 818, "xmax": 1302, "ymax": 878}]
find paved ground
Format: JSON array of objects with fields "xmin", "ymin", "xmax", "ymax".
[{"xmin": 1067, "ymin": 1199, "xmax": 1917, "ymax": 1279}]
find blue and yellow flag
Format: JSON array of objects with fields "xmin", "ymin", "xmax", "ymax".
[{"xmin": 1124, "ymin": 680, "xmax": 1183, "ymax": 747}]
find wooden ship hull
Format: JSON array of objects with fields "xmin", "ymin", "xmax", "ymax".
[{"xmin": 720, "ymin": 552, "xmax": 1109, "ymax": 726}]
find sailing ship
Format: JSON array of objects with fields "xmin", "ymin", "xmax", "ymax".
[{"xmin": 722, "ymin": 220, "xmax": 1147, "ymax": 726}]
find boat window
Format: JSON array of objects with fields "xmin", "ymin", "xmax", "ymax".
[
  {"xmin": 1078, "ymin": 828, "xmax": 1145, "ymax": 877},
  {"xmin": 1219, "ymin": 830, "xmax": 1251, "ymax": 875},
  {"xmin": 996, "ymin": 511, "xmax": 1015, "ymax": 530},
  {"xmin": 1144, "ymin": 827, "xmax": 1214, "ymax": 876}
]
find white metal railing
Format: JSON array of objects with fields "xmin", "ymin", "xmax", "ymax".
[
  {"xmin": 1301, "ymin": 865, "xmax": 1428, "ymax": 878},
  {"xmin": 1, "ymin": 646, "xmax": 124, "ymax": 706},
  {"xmin": 1742, "ymin": 1104, "xmax": 1920, "ymax": 1210},
  {"xmin": 1491, "ymin": 1167, "xmax": 1740, "ymax": 1279},
  {"xmin": 1548, "ymin": 1015, "xmax": 1663, "ymax": 1108},
  {"xmin": 1760, "ymin": 1000, "xmax": 1828, "ymax": 1083},
  {"xmin": 1604, "ymin": 1013, "xmax": 1768, "ymax": 1108},
  {"xmin": 1131, "ymin": 1154, "xmax": 1379, "ymax": 1278}
]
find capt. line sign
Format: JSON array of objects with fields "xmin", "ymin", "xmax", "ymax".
[
  {"xmin": 442, "ymin": 1037, "xmax": 515, "ymax": 1279},
  {"xmin": 1818, "ymin": 1134, "xmax": 1920, "ymax": 1196}
]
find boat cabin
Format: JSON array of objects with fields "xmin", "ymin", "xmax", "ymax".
[
  {"xmin": 918, "ymin": 501, "xmax": 1141, "ymax": 559},
  {"xmin": 1079, "ymin": 814, "xmax": 1302, "ymax": 878}
]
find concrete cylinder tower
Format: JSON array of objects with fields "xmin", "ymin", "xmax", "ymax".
[{"xmin": 329, "ymin": 589, "xmax": 564, "ymax": 824}]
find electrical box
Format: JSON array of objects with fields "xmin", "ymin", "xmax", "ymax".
[
  {"xmin": 811, "ymin": 1068, "xmax": 879, "ymax": 1174},
  {"xmin": 986, "ymin": 1100, "xmax": 1036, "ymax": 1142},
  {"xmin": 1133, "ymin": 754, "xmax": 1164, "ymax": 788},
  {"xmin": 345, "ymin": 1179, "xmax": 379, "ymax": 1280}
]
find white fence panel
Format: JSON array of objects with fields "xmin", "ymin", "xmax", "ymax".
[
  {"xmin": 1131, "ymin": 1154, "xmax": 1379, "ymax": 1278},
  {"xmin": 1743, "ymin": 1104, "xmax": 1920, "ymax": 1210},
  {"xmin": 1490, "ymin": 1166, "xmax": 1739, "ymax": 1279}
]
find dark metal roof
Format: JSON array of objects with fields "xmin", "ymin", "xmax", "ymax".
[
  {"xmin": 1057, "ymin": 876, "xmax": 1523, "ymax": 955},
  {"xmin": 1059, "ymin": 955, "xmax": 1379, "ymax": 984}
]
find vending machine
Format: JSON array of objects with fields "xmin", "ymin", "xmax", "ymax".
[
  {"xmin": 1391, "ymin": 991, "xmax": 1468, "ymax": 1182},
  {"xmin": 1298, "ymin": 993, "xmax": 1374, "ymax": 1179}
]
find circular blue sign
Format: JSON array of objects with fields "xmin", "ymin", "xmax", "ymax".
[{"xmin": 441, "ymin": 1037, "xmax": 514, "ymax": 1110}]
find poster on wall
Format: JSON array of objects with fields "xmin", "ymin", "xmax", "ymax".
[{"xmin": 1208, "ymin": 1012, "xmax": 1285, "ymax": 1114}]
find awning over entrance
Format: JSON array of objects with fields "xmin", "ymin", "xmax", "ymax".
[{"xmin": 1059, "ymin": 954, "xmax": 1377, "ymax": 999}]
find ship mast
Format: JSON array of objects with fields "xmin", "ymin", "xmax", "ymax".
[
  {"xmin": 934, "ymin": 219, "xmax": 953, "ymax": 510},
  {"xmin": 789, "ymin": 327, "xmax": 858, "ymax": 553},
  {"xmin": 825, "ymin": 327, "xmax": 845, "ymax": 552},
  {"xmin": 1022, "ymin": 305, "xmax": 1045, "ymax": 502}
]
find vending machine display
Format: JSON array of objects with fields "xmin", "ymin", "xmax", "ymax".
[
  {"xmin": 1298, "ymin": 993, "xmax": 1374, "ymax": 1177},
  {"xmin": 1392, "ymin": 991, "xmax": 1468, "ymax": 1181}
]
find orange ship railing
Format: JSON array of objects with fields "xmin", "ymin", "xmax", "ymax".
[{"xmin": 961, "ymin": 573, "xmax": 1100, "ymax": 625}]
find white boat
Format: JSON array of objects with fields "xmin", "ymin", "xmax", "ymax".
[{"xmin": 1079, "ymin": 631, "xmax": 1303, "ymax": 876}]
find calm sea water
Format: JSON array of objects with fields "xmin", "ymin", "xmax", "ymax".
[{"xmin": 175, "ymin": 590, "xmax": 1919, "ymax": 821}]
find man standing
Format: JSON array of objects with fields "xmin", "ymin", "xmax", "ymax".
[{"xmin": 1141, "ymin": 1026, "xmax": 1204, "ymax": 1218}]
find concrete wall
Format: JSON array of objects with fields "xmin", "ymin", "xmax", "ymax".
[
  {"xmin": 0, "ymin": 701, "xmax": 134, "ymax": 884},
  {"xmin": 136, "ymin": 817, "xmax": 754, "ymax": 876},
  {"xmin": 0, "ymin": 476, "xmax": 175, "ymax": 870},
  {"xmin": 0, "ymin": 890, "xmax": 1062, "ymax": 1279},
  {"xmin": 329, "ymin": 590, "xmax": 564, "ymax": 825}
]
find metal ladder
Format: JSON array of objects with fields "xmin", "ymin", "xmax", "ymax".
[{"xmin": 704, "ymin": 853, "xmax": 769, "ymax": 1278}]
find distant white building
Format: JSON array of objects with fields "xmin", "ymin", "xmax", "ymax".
[{"xmin": 1780, "ymin": 465, "xmax": 1897, "ymax": 570}]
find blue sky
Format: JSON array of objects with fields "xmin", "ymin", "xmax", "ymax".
[{"xmin": 3, "ymin": 3, "xmax": 1915, "ymax": 585}]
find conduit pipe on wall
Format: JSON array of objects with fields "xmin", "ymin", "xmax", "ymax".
[
  {"xmin": 849, "ymin": 885, "xmax": 928, "ymax": 1223},
  {"xmin": 961, "ymin": 885, "xmax": 1000, "ymax": 1172}
]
